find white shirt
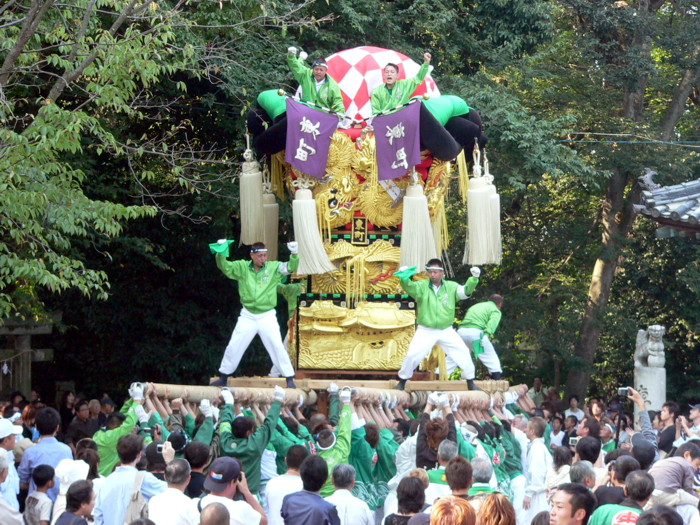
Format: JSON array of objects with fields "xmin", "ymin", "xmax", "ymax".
[
  {"xmin": 550, "ymin": 430, "xmax": 564, "ymax": 448},
  {"xmin": 387, "ymin": 435, "xmax": 416, "ymax": 490},
  {"xmin": 325, "ymin": 488, "xmax": 374, "ymax": 525},
  {"xmin": 148, "ymin": 487, "xmax": 199, "ymax": 525},
  {"xmin": 265, "ymin": 474, "xmax": 303, "ymax": 525},
  {"xmin": 0, "ymin": 449, "xmax": 19, "ymax": 510},
  {"xmin": 193, "ymin": 493, "xmax": 262, "ymax": 525},
  {"xmin": 565, "ymin": 408, "xmax": 584, "ymax": 421}
]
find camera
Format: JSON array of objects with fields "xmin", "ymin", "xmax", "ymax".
[
  {"xmin": 156, "ymin": 444, "xmax": 164, "ymax": 453},
  {"xmin": 569, "ymin": 437, "xmax": 579, "ymax": 446},
  {"xmin": 617, "ymin": 387, "xmax": 629, "ymax": 397}
]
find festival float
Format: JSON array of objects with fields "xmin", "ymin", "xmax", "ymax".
[{"xmin": 224, "ymin": 46, "xmax": 500, "ymax": 381}]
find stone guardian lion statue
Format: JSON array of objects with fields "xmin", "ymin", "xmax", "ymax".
[{"xmin": 634, "ymin": 325, "xmax": 666, "ymax": 368}]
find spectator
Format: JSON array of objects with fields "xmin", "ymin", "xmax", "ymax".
[
  {"xmin": 570, "ymin": 461, "xmax": 596, "ymax": 489},
  {"xmin": 587, "ymin": 470, "xmax": 654, "ymax": 525},
  {"xmin": 199, "ymin": 502, "xmax": 230, "ymax": 525},
  {"xmin": 646, "ymin": 441, "xmax": 700, "ymax": 523},
  {"xmin": 64, "ymin": 401, "xmax": 97, "ymax": 452},
  {"xmin": 551, "ymin": 416, "xmax": 565, "ymax": 449},
  {"xmin": 93, "ymin": 434, "xmax": 168, "ymax": 525},
  {"xmin": 0, "ymin": 448, "xmax": 22, "ymax": 524},
  {"xmin": 22, "ymin": 404, "xmax": 40, "ymax": 441},
  {"xmin": 144, "ymin": 441, "xmax": 166, "ymax": 481},
  {"xmin": 53, "ymin": 480, "xmax": 95, "ymax": 525},
  {"xmin": 599, "ymin": 422, "xmax": 616, "ymax": 454},
  {"xmin": 266, "ymin": 445, "xmax": 307, "ymax": 525},
  {"xmin": 477, "ymin": 492, "xmax": 514, "ymax": 525},
  {"xmin": 324, "ymin": 463, "xmax": 373, "ymax": 525},
  {"xmin": 528, "ymin": 377, "xmax": 547, "ymax": 408},
  {"xmin": 148, "ymin": 458, "xmax": 199, "ymax": 525},
  {"xmin": 430, "ymin": 495, "xmax": 476, "ymax": 525},
  {"xmin": 24, "ymin": 464, "xmax": 55, "ymax": 525},
  {"xmin": 184, "ymin": 440, "xmax": 210, "ymax": 498},
  {"xmin": 523, "ymin": 416, "xmax": 552, "ymax": 524},
  {"xmin": 673, "ymin": 403, "xmax": 700, "ymax": 446},
  {"xmin": 566, "ymin": 396, "xmax": 585, "ymax": 422},
  {"xmin": 18, "ymin": 407, "xmax": 73, "ymax": 501},
  {"xmin": 547, "ymin": 446, "xmax": 573, "ymax": 497},
  {"xmin": 58, "ymin": 391, "xmax": 76, "ymax": 435},
  {"xmin": 50, "ymin": 459, "xmax": 89, "ymax": 525},
  {"xmin": 549, "ymin": 483, "xmax": 596, "ymax": 525},
  {"xmin": 0, "ymin": 417, "xmax": 23, "ymax": 510},
  {"xmin": 281, "ymin": 455, "xmax": 339, "ymax": 525},
  {"xmin": 444, "ymin": 455, "xmax": 472, "ymax": 498},
  {"xmin": 193, "ymin": 457, "xmax": 265, "ymax": 525},
  {"xmin": 425, "ymin": 439, "xmax": 458, "ymax": 503},
  {"xmin": 97, "ymin": 398, "xmax": 115, "ymax": 429},
  {"xmin": 635, "ymin": 506, "xmax": 683, "ymax": 525},
  {"xmin": 577, "ymin": 418, "xmax": 601, "ymax": 440},
  {"xmin": 593, "ymin": 455, "xmax": 639, "ymax": 508},
  {"xmin": 589, "ymin": 399, "xmax": 606, "ymax": 423},
  {"xmin": 657, "ymin": 403, "xmax": 680, "ymax": 457},
  {"xmin": 87, "ymin": 400, "xmax": 101, "ymax": 426},
  {"xmin": 575, "ymin": 437, "xmax": 604, "ymax": 483},
  {"xmin": 383, "ymin": 476, "xmax": 425, "ymax": 525}
]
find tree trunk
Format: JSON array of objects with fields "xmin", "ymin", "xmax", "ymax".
[
  {"xmin": 566, "ymin": 169, "xmax": 640, "ymax": 399},
  {"xmin": 659, "ymin": 62, "xmax": 700, "ymax": 140}
]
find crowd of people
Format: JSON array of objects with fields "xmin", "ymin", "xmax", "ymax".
[{"xmin": 0, "ymin": 379, "xmax": 698, "ymax": 525}]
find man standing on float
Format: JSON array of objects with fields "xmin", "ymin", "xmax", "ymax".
[
  {"xmin": 456, "ymin": 294, "xmax": 504, "ymax": 380},
  {"xmin": 394, "ymin": 260, "xmax": 482, "ymax": 391},
  {"xmin": 371, "ymin": 52, "xmax": 432, "ymax": 114},
  {"xmin": 287, "ymin": 46, "xmax": 345, "ymax": 114},
  {"xmin": 210, "ymin": 239, "xmax": 298, "ymax": 388}
]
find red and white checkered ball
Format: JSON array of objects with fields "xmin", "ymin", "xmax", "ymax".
[{"xmin": 324, "ymin": 46, "xmax": 441, "ymax": 121}]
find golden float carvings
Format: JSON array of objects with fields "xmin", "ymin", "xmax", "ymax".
[
  {"xmin": 298, "ymin": 301, "xmax": 415, "ymax": 370},
  {"xmin": 278, "ymin": 131, "xmax": 453, "ymax": 371}
]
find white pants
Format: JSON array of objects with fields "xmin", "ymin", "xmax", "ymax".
[
  {"xmin": 219, "ymin": 307, "xmax": 295, "ymax": 377},
  {"xmin": 450, "ymin": 327, "xmax": 502, "ymax": 375},
  {"xmin": 398, "ymin": 325, "xmax": 475, "ymax": 380},
  {"xmin": 510, "ymin": 474, "xmax": 527, "ymax": 525}
]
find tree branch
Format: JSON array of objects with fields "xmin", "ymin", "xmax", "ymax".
[{"xmin": 0, "ymin": 0, "xmax": 55, "ymax": 88}]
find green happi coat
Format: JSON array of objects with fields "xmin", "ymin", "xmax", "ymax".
[
  {"xmin": 287, "ymin": 55, "xmax": 345, "ymax": 113},
  {"xmin": 218, "ymin": 401, "xmax": 281, "ymax": 494},
  {"xmin": 458, "ymin": 300, "xmax": 502, "ymax": 337},
  {"xmin": 400, "ymin": 276, "xmax": 479, "ymax": 329},
  {"xmin": 370, "ymin": 62, "xmax": 430, "ymax": 114},
  {"xmin": 319, "ymin": 404, "xmax": 352, "ymax": 497},
  {"xmin": 215, "ymin": 254, "xmax": 298, "ymax": 314}
]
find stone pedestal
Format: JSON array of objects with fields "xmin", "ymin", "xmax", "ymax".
[{"xmin": 634, "ymin": 365, "xmax": 666, "ymax": 415}]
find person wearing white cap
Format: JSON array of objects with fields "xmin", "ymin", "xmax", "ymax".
[
  {"xmin": 50, "ymin": 459, "xmax": 90, "ymax": 525},
  {"xmin": 0, "ymin": 447, "xmax": 22, "ymax": 524},
  {"xmin": 0, "ymin": 417, "xmax": 23, "ymax": 511},
  {"xmin": 394, "ymin": 259, "xmax": 481, "ymax": 391}
]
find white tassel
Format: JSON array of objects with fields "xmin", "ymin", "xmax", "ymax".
[
  {"xmin": 239, "ymin": 149, "xmax": 265, "ymax": 245},
  {"xmin": 262, "ymin": 193, "xmax": 279, "ymax": 261},
  {"xmin": 292, "ymin": 188, "xmax": 336, "ymax": 275},
  {"xmin": 485, "ymin": 153, "xmax": 502, "ymax": 264},
  {"xmin": 464, "ymin": 146, "xmax": 502, "ymax": 265},
  {"xmin": 400, "ymin": 183, "xmax": 438, "ymax": 268}
]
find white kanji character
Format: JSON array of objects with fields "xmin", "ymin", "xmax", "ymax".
[
  {"xmin": 295, "ymin": 138, "xmax": 317, "ymax": 161},
  {"xmin": 391, "ymin": 147, "xmax": 408, "ymax": 170},
  {"xmin": 299, "ymin": 116, "xmax": 321, "ymax": 139},
  {"xmin": 385, "ymin": 122, "xmax": 405, "ymax": 146}
]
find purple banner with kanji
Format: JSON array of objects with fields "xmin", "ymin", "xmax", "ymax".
[
  {"xmin": 285, "ymin": 98, "xmax": 337, "ymax": 178},
  {"xmin": 374, "ymin": 102, "xmax": 421, "ymax": 180}
]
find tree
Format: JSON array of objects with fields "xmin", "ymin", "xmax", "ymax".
[{"xmin": 0, "ymin": 0, "xmax": 323, "ymax": 322}]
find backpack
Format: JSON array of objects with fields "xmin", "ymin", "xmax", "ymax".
[{"xmin": 122, "ymin": 471, "xmax": 148, "ymax": 524}]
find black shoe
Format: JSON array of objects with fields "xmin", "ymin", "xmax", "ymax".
[
  {"xmin": 210, "ymin": 373, "xmax": 228, "ymax": 387},
  {"xmin": 286, "ymin": 376, "xmax": 297, "ymax": 389},
  {"xmin": 394, "ymin": 378, "xmax": 407, "ymax": 391},
  {"xmin": 467, "ymin": 379, "xmax": 482, "ymax": 391},
  {"xmin": 490, "ymin": 372, "xmax": 502, "ymax": 380}
]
